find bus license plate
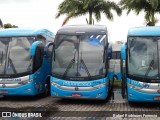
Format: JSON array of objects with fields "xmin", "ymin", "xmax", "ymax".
[
  {"xmin": 154, "ymin": 96, "xmax": 160, "ymax": 100},
  {"xmin": 72, "ymin": 93, "xmax": 81, "ymax": 97},
  {"xmin": 0, "ymin": 90, "xmax": 8, "ymax": 94}
]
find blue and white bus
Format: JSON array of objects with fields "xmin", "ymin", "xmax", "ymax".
[
  {"xmin": 50, "ymin": 25, "xmax": 113, "ymax": 100},
  {"xmin": 0, "ymin": 28, "xmax": 54, "ymax": 96},
  {"xmin": 121, "ymin": 26, "xmax": 160, "ymax": 102}
]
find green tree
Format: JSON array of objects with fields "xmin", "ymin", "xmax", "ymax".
[
  {"xmin": 0, "ymin": 19, "xmax": 3, "ymax": 28},
  {"xmin": 56, "ymin": 0, "xmax": 122, "ymax": 26},
  {"xmin": 116, "ymin": 40, "xmax": 123, "ymax": 44},
  {"xmin": 120, "ymin": 0, "xmax": 160, "ymax": 26},
  {"xmin": 12, "ymin": 25, "xmax": 18, "ymax": 28},
  {"xmin": 4, "ymin": 23, "xmax": 18, "ymax": 29}
]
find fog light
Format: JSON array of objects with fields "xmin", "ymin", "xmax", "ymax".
[
  {"xmin": 96, "ymin": 92, "xmax": 103, "ymax": 98},
  {"xmin": 53, "ymin": 91, "xmax": 58, "ymax": 96},
  {"xmin": 27, "ymin": 89, "xmax": 31, "ymax": 92}
]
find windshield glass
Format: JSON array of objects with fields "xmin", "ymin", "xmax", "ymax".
[
  {"xmin": 128, "ymin": 37, "xmax": 159, "ymax": 79},
  {"xmin": 52, "ymin": 34, "xmax": 107, "ymax": 79},
  {"xmin": 0, "ymin": 37, "xmax": 35, "ymax": 76}
]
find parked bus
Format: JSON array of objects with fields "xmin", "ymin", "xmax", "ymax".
[
  {"xmin": 50, "ymin": 25, "xmax": 113, "ymax": 100},
  {"xmin": 121, "ymin": 26, "xmax": 160, "ymax": 102},
  {"xmin": 0, "ymin": 28, "xmax": 54, "ymax": 96},
  {"xmin": 110, "ymin": 43, "xmax": 122, "ymax": 80}
]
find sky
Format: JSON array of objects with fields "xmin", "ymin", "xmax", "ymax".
[{"xmin": 0, "ymin": 0, "xmax": 160, "ymax": 43}]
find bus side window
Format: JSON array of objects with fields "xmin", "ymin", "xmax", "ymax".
[{"xmin": 34, "ymin": 45, "xmax": 44, "ymax": 72}]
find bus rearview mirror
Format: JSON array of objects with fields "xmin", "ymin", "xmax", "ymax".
[{"xmin": 30, "ymin": 41, "xmax": 42, "ymax": 57}]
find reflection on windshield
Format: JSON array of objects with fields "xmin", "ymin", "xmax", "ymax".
[
  {"xmin": 0, "ymin": 38, "xmax": 9, "ymax": 74},
  {"xmin": 52, "ymin": 35, "xmax": 107, "ymax": 79},
  {"xmin": 128, "ymin": 37, "xmax": 159, "ymax": 79},
  {"xmin": 0, "ymin": 37, "xmax": 35, "ymax": 76}
]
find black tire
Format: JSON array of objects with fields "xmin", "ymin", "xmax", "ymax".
[
  {"xmin": 40, "ymin": 78, "xmax": 50, "ymax": 97},
  {"xmin": 121, "ymin": 75, "xmax": 126, "ymax": 98},
  {"xmin": 128, "ymin": 101, "xmax": 135, "ymax": 106},
  {"xmin": 108, "ymin": 79, "xmax": 111, "ymax": 92},
  {"xmin": 44, "ymin": 80, "xmax": 50, "ymax": 96},
  {"xmin": 111, "ymin": 77, "xmax": 114, "ymax": 91},
  {"xmin": 105, "ymin": 80, "xmax": 111, "ymax": 101}
]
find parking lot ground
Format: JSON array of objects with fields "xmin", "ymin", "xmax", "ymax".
[{"xmin": 0, "ymin": 88, "xmax": 160, "ymax": 119}]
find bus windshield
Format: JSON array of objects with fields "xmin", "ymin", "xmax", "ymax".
[
  {"xmin": 52, "ymin": 34, "xmax": 107, "ymax": 79},
  {"xmin": 128, "ymin": 37, "xmax": 160, "ymax": 79},
  {"xmin": 0, "ymin": 37, "xmax": 35, "ymax": 76}
]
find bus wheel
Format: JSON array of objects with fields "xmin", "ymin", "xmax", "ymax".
[
  {"xmin": 108, "ymin": 80, "xmax": 111, "ymax": 91},
  {"xmin": 106, "ymin": 80, "xmax": 111, "ymax": 98},
  {"xmin": 41, "ymin": 79, "xmax": 50, "ymax": 97},
  {"xmin": 111, "ymin": 77, "xmax": 114, "ymax": 91},
  {"xmin": 128, "ymin": 101, "xmax": 134, "ymax": 106},
  {"xmin": 121, "ymin": 76, "xmax": 126, "ymax": 98}
]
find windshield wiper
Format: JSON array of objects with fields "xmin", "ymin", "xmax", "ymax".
[
  {"xmin": 80, "ymin": 58, "xmax": 91, "ymax": 78},
  {"xmin": 80, "ymin": 52, "xmax": 91, "ymax": 79},
  {"xmin": 8, "ymin": 57, "xmax": 17, "ymax": 74},
  {"xmin": 6, "ymin": 49, "xmax": 17, "ymax": 75},
  {"xmin": 63, "ymin": 50, "xmax": 76, "ymax": 78},
  {"xmin": 143, "ymin": 60, "xmax": 154, "ymax": 81},
  {"xmin": 0, "ymin": 51, "xmax": 3, "ymax": 65}
]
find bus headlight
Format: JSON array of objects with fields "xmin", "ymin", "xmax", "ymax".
[
  {"xmin": 51, "ymin": 81, "xmax": 61, "ymax": 88},
  {"xmin": 96, "ymin": 92, "xmax": 103, "ymax": 98},
  {"xmin": 53, "ymin": 91, "xmax": 58, "ymax": 96},
  {"xmin": 18, "ymin": 80, "xmax": 31, "ymax": 85},
  {"xmin": 128, "ymin": 83, "xmax": 141, "ymax": 90},
  {"xmin": 30, "ymin": 76, "xmax": 37, "ymax": 81}
]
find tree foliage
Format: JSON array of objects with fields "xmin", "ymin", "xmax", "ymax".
[
  {"xmin": 0, "ymin": 19, "xmax": 3, "ymax": 28},
  {"xmin": 56, "ymin": 0, "xmax": 122, "ymax": 26},
  {"xmin": 120, "ymin": 0, "xmax": 160, "ymax": 26},
  {"xmin": 4, "ymin": 23, "xmax": 18, "ymax": 29}
]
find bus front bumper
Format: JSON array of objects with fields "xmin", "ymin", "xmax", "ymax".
[
  {"xmin": 0, "ymin": 81, "xmax": 43, "ymax": 96},
  {"xmin": 50, "ymin": 80, "xmax": 109, "ymax": 100},
  {"xmin": 128, "ymin": 87, "xmax": 160, "ymax": 102}
]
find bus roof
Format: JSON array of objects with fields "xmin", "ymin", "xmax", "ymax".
[
  {"xmin": 56, "ymin": 25, "xmax": 108, "ymax": 35},
  {"xmin": 0, "ymin": 28, "xmax": 55, "ymax": 37},
  {"xmin": 128, "ymin": 26, "xmax": 160, "ymax": 36}
]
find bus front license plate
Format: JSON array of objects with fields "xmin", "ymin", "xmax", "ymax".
[
  {"xmin": 72, "ymin": 93, "xmax": 81, "ymax": 97},
  {"xmin": 154, "ymin": 96, "xmax": 160, "ymax": 100},
  {"xmin": 0, "ymin": 90, "xmax": 8, "ymax": 94}
]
